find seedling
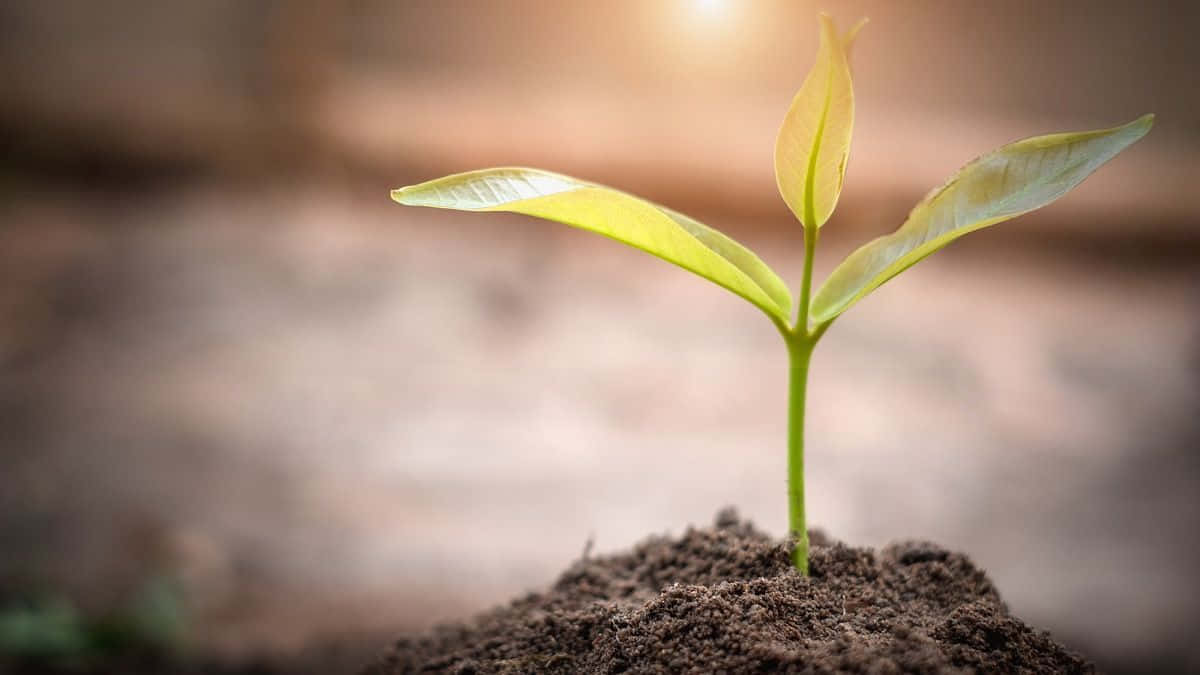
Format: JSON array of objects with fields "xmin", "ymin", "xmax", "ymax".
[{"xmin": 392, "ymin": 15, "xmax": 1152, "ymax": 574}]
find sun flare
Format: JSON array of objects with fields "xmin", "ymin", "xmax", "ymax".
[{"xmin": 692, "ymin": 0, "xmax": 727, "ymax": 19}]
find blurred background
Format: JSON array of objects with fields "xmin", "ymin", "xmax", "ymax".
[{"xmin": 1, "ymin": 1, "xmax": 1198, "ymax": 673}]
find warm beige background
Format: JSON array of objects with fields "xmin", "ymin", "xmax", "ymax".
[{"xmin": 2, "ymin": 2, "xmax": 1198, "ymax": 673}]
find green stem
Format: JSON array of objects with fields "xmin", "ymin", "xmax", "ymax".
[
  {"xmin": 785, "ymin": 334, "xmax": 815, "ymax": 574},
  {"xmin": 779, "ymin": 222, "xmax": 822, "ymax": 575}
]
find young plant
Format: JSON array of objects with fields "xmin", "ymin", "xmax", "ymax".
[{"xmin": 391, "ymin": 15, "xmax": 1153, "ymax": 574}]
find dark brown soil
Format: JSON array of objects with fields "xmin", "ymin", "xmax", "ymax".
[{"xmin": 366, "ymin": 509, "xmax": 1092, "ymax": 674}]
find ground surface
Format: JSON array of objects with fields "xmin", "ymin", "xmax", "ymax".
[{"xmin": 369, "ymin": 510, "xmax": 1089, "ymax": 674}]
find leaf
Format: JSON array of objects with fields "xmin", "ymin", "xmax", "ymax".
[
  {"xmin": 841, "ymin": 17, "xmax": 869, "ymax": 64},
  {"xmin": 811, "ymin": 114, "xmax": 1154, "ymax": 325},
  {"xmin": 392, "ymin": 167, "xmax": 793, "ymax": 321},
  {"xmin": 775, "ymin": 14, "xmax": 861, "ymax": 229}
]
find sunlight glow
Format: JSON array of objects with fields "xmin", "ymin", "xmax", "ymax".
[{"xmin": 693, "ymin": 0, "xmax": 727, "ymax": 19}]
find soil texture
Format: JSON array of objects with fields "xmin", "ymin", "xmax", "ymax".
[{"xmin": 367, "ymin": 509, "xmax": 1090, "ymax": 674}]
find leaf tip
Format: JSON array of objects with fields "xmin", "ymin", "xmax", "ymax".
[
  {"xmin": 390, "ymin": 187, "xmax": 413, "ymax": 204},
  {"xmin": 1115, "ymin": 113, "xmax": 1154, "ymax": 146},
  {"xmin": 816, "ymin": 12, "xmax": 837, "ymax": 36},
  {"xmin": 844, "ymin": 17, "xmax": 869, "ymax": 45}
]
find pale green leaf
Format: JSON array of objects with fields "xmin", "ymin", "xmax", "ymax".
[
  {"xmin": 392, "ymin": 167, "xmax": 793, "ymax": 321},
  {"xmin": 775, "ymin": 14, "xmax": 860, "ymax": 229},
  {"xmin": 841, "ymin": 17, "xmax": 869, "ymax": 63},
  {"xmin": 811, "ymin": 114, "xmax": 1154, "ymax": 324}
]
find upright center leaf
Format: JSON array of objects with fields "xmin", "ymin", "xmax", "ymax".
[{"xmin": 774, "ymin": 14, "xmax": 859, "ymax": 230}]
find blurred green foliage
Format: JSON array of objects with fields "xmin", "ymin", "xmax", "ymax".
[{"xmin": 0, "ymin": 576, "xmax": 188, "ymax": 669}]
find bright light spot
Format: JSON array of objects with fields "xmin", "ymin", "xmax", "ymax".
[
  {"xmin": 673, "ymin": 0, "xmax": 740, "ymax": 52},
  {"xmin": 693, "ymin": 0, "xmax": 727, "ymax": 19}
]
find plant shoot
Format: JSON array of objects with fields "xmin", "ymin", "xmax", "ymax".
[{"xmin": 391, "ymin": 15, "xmax": 1153, "ymax": 574}]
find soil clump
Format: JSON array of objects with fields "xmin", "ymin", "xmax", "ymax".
[{"xmin": 367, "ymin": 509, "xmax": 1090, "ymax": 674}]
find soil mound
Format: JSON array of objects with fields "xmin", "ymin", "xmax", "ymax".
[{"xmin": 366, "ymin": 510, "xmax": 1090, "ymax": 674}]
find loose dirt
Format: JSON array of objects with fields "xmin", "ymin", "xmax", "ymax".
[{"xmin": 366, "ymin": 509, "xmax": 1090, "ymax": 674}]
